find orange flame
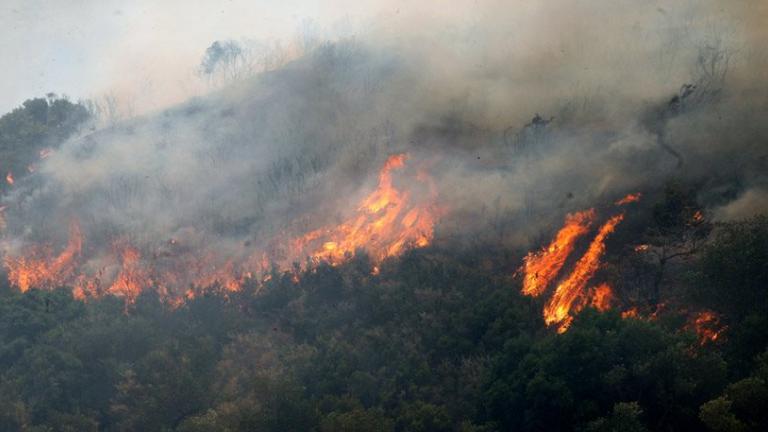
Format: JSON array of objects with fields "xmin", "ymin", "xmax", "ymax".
[
  {"xmin": 2, "ymin": 154, "xmax": 438, "ymax": 304},
  {"xmin": 5, "ymin": 220, "xmax": 82, "ymax": 292},
  {"xmin": 520, "ymin": 210, "xmax": 595, "ymax": 296},
  {"xmin": 690, "ymin": 310, "xmax": 726, "ymax": 345},
  {"xmin": 289, "ymin": 153, "xmax": 438, "ymax": 264},
  {"xmin": 107, "ymin": 243, "xmax": 147, "ymax": 302},
  {"xmin": 621, "ymin": 307, "xmax": 639, "ymax": 319},
  {"xmin": 5, "ymin": 172, "xmax": 13, "ymax": 185},
  {"xmin": 589, "ymin": 283, "xmax": 614, "ymax": 311},
  {"xmin": 543, "ymin": 214, "xmax": 624, "ymax": 333},
  {"xmin": 615, "ymin": 192, "xmax": 641, "ymax": 206}
]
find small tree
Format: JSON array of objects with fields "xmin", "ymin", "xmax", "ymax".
[
  {"xmin": 199, "ymin": 40, "xmax": 252, "ymax": 85},
  {"xmin": 637, "ymin": 182, "xmax": 710, "ymax": 306}
]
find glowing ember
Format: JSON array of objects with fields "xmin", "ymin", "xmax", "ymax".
[
  {"xmin": 621, "ymin": 307, "xmax": 639, "ymax": 319},
  {"xmin": 589, "ymin": 283, "xmax": 614, "ymax": 311},
  {"xmin": 519, "ymin": 210, "xmax": 595, "ymax": 296},
  {"xmin": 690, "ymin": 310, "xmax": 726, "ymax": 345},
  {"xmin": 634, "ymin": 244, "xmax": 650, "ymax": 252},
  {"xmin": 615, "ymin": 192, "xmax": 641, "ymax": 206},
  {"xmin": 543, "ymin": 213, "xmax": 625, "ymax": 333},
  {"xmin": 5, "ymin": 172, "xmax": 13, "ymax": 185}
]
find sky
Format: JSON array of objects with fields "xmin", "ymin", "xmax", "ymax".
[
  {"xmin": 1, "ymin": 0, "xmax": 763, "ymax": 116},
  {"xmin": 0, "ymin": 0, "xmax": 416, "ymax": 114}
]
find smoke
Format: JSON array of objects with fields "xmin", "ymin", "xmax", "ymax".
[
  {"xmin": 2, "ymin": 0, "xmax": 767, "ymax": 294},
  {"xmin": 714, "ymin": 189, "xmax": 768, "ymax": 221}
]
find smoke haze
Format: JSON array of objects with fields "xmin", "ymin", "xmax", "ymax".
[{"xmin": 2, "ymin": 0, "xmax": 767, "ymax": 297}]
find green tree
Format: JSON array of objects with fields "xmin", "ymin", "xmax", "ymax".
[{"xmin": 585, "ymin": 402, "xmax": 648, "ymax": 432}]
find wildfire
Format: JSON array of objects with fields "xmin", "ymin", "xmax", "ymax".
[
  {"xmin": 621, "ymin": 307, "xmax": 639, "ymax": 319},
  {"xmin": 589, "ymin": 283, "xmax": 614, "ymax": 311},
  {"xmin": 518, "ymin": 202, "xmax": 628, "ymax": 333},
  {"xmin": 4, "ymin": 220, "xmax": 82, "ymax": 292},
  {"xmin": 543, "ymin": 214, "xmax": 624, "ymax": 332},
  {"xmin": 517, "ymin": 191, "xmax": 644, "ymax": 332},
  {"xmin": 106, "ymin": 242, "xmax": 147, "ymax": 302},
  {"xmin": 615, "ymin": 192, "xmax": 641, "ymax": 205},
  {"xmin": 2, "ymin": 154, "xmax": 439, "ymax": 304},
  {"xmin": 520, "ymin": 210, "xmax": 595, "ymax": 296},
  {"xmin": 691, "ymin": 210, "xmax": 704, "ymax": 224},
  {"xmin": 288, "ymin": 153, "xmax": 438, "ymax": 264},
  {"xmin": 690, "ymin": 310, "xmax": 726, "ymax": 345}
]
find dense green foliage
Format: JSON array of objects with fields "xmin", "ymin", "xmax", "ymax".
[
  {"xmin": 0, "ymin": 217, "xmax": 766, "ymax": 431},
  {"xmin": 0, "ymin": 95, "xmax": 766, "ymax": 431},
  {"xmin": 0, "ymin": 95, "xmax": 90, "ymax": 189}
]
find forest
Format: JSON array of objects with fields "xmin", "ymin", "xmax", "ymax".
[
  {"xmin": 0, "ymin": 97, "xmax": 766, "ymax": 432},
  {"xmin": 2, "ymin": 1, "xmax": 768, "ymax": 428},
  {"xmin": 0, "ymin": 214, "xmax": 766, "ymax": 431}
]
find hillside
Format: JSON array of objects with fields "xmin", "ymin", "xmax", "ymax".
[{"xmin": 1, "ymin": 3, "xmax": 768, "ymax": 431}]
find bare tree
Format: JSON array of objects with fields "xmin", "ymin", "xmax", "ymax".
[{"xmin": 199, "ymin": 40, "xmax": 252, "ymax": 85}]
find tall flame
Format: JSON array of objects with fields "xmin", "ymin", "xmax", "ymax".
[
  {"xmin": 106, "ymin": 242, "xmax": 147, "ymax": 302},
  {"xmin": 2, "ymin": 154, "xmax": 438, "ymax": 304},
  {"xmin": 520, "ymin": 210, "xmax": 595, "ymax": 296},
  {"xmin": 543, "ymin": 214, "xmax": 624, "ymax": 332},
  {"xmin": 290, "ymin": 153, "xmax": 438, "ymax": 264},
  {"xmin": 518, "ymin": 193, "xmax": 640, "ymax": 332},
  {"xmin": 5, "ymin": 220, "xmax": 82, "ymax": 292}
]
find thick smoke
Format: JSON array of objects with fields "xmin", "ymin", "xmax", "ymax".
[{"xmin": 2, "ymin": 0, "xmax": 767, "ymax": 288}]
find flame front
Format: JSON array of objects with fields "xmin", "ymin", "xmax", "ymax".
[
  {"xmin": 518, "ymin": 193, "xmax": 642, "ymax": 332},
  {"xmin": 2, "ymin": 154, "xmax": 438, "ymax": 304},
  {"xmin": 5, "ymin": 220, "xmax": 82, "ymax": 292},
  {"xmin": 105, "ymin": 242, "xmax": 148, "ymax": 302},
  {"xmin": 289, "ymin": 153, "xmax": 438, "ymax": 264},
  {"xmin": 543, "ymin": 214, "xmax": 624, "ymax": 332},
  {"xmin": 520, "ymin": 210, "xmax": 595, "ymax": 296}
]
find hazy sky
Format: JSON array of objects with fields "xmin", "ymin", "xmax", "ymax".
[
  {"xmin": 2, "ymin": 0, "xmax": 762, "ymax": 116},
  {"xmin": 0, "ymin": 0, "xmax": 423, "ymax": 113}
]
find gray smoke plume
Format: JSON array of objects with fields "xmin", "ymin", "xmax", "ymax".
[{"xmin": 1, "ymin": 0, "xmax": 767, "ymax": 294}]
